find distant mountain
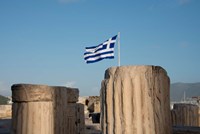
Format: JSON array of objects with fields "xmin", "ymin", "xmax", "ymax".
[
  {"xmin": 0, "ymin": 95, "xmax": 9, "ymax": 105},
  {"xmin": 170, "ymin": 82, "xmax": 200, "ymax": 102},
  {"xmin": 1, "ymin": 83, "xmax": 199, "ymax": 103}
]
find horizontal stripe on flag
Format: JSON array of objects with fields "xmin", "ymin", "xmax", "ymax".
[
  {"xmin": 85, "ymin": 43, "xmax": 115, "ymax": 54},
  {"xmin": 84, "ymin": 48, "xmax": 114, "ymax": 58},
  {"xmin": 84, "ymin": 51, "xmax": 114, "ymax": 60},
  {"xmin": 85, "ymin": 54, "xmax": 114, "ymax": 63},
  {"xmin": 85, "ymin": 44, "xmax": 103, "ymax": 52}
]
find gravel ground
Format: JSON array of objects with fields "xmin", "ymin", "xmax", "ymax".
[
  {"xmin": 85, "ymin": 116, "xmax": 101, "ymax": 134},
  {"xmin": 0, "ymin": 118, "xmax": 11, "ymax": 134},
  {"xmin": 0, "ymin": 117, "xmax": 101, "ymax": 134}
]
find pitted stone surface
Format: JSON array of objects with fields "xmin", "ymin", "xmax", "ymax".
[{"xmin": 101, "ymin": 65, "xmax": 172, "ymax": 134}]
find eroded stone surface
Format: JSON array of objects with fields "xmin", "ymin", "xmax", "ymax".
[
  {"xmin": 11, "ymin": 84, "xmax": 82, "ymax": 134},
  {"xmin": 101, "ymin": 65, "xmax": 172, "ymax": 134},
  {"xmin": 171, "ymin": 104, "xmax": 199, "ymax": 126}
]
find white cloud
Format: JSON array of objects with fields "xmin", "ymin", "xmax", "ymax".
[
  {"xmin": 58, "ymin": 0, "xmax": 92, "ymax": 4},
  {"xmin": 63, "ymin": 81, "xmax": 76, "ymax": 87},
  {"xmin": 177, "ymin": 0, "xmax": 192, "ymax": 5},
  {"xmin": 91, "ymin": 86, "xmax": 99, "ymax": 91},
  {"xmin": 0, "ymin": 81, "xmax": 11, "ymax": 96},
  {"xmin": 179, "ymin": 42, "xmax": 189, "ymax": 48},
  {"xmin": 89, "ymin": 86, "xmax": 100, "ymax": 95},
  {"xmin": 147, "ymin": 0, "xmax": 194, "ymax": 9},
  {"xmin": 58, "ymin": 0, "xmax": 82, "ymax": 4}
]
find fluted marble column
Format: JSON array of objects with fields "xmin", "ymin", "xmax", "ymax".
[
  {"xmin": 11, "ymin": 84, "xmax": 68, "ymax": 134},
  {"xmin": 100, "ymin": 65, "xmax": 172, "ymax": 134},
  {"xmin": 171, "ymin": 104, "xmax": 199, "ymax": 126}
]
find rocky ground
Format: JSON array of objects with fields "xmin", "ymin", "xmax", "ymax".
[
  {"xmin": 2, "ymin": 117, "xmax": 200, "ymax": 134},
  {"xmin": 85, "ymin": 119, "xmax": 101, "ymax": 134},
  {"xmin": 0, "ymin": 117, "xmax": 101, "ymax": 134},
  {"xmin": 0, "ymin": 118, "xmax": 11, "ymax": 134},
  {"xmin": 85, "ymin": 114, "xmax": 101, "ymax": 134}
]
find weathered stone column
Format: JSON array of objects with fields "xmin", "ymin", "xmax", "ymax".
[
  {"xmin": 66, "ymin": 103, "xmax": 85, "ymax": 134},
  {"xmin": 66, "ymin": 87, "xmax": 85, "ymax": 134},
  {"xmin": 199, "ymin": 108, "xmax": 200, "ymax": 127},
  {"xmin": 171, "ymin": 104, "xmax": 199, "ymax": 126},
  {"xmin": 100, "ymin": 66, "xmax": 172, "ymax": 134},
  {"xmin": 11, "ymin": 84, "xmax": 68, "ymax": 134}
]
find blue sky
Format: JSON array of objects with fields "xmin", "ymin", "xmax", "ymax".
[{"xmin": 0, "ymin": 0, "xmax": 200, "ymax": 96}]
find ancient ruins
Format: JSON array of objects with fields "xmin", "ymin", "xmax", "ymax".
[
  {"xmin": 1, "ymin": 65, "xmax": 200, "ymax": 134},
  {"xmin": 171, "ymin": 103, "xmax": 199, "ymax": 127},
  {"xmin": 0, "ymin": 105, "xmax": 11, "ymax": 118},
  {"xmin": 11, "ymin": 84, "xmax": 84, "ymax": 134},
  {"xmin": 100, "ymin": 65, "xmax": 172, "ymax": 134}
]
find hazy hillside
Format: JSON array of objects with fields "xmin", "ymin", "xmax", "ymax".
[
  {"xmin": 0, "ymin": 95, "xmax": 9, "ymax": 105},
  {"xmin": 1, "ymin": 83, "xmax": 200, "ymax": 103},
  {"xmin": 170, "ymin": 82, "xmax": 200, "ymax": 102}
]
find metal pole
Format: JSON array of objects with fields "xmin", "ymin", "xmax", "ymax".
[{"xmin": 118, "ymin": 32, "xmax": 120, "ymax": 66}]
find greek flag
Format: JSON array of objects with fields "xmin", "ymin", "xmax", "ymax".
[{"xmin": 84, "ymin": 35, "xmax": 117, "ymax": 64}]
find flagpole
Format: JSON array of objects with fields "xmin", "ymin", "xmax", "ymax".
[{"xmin": 118, "ymin": 32, "xmax": 120, "ymax": 66}]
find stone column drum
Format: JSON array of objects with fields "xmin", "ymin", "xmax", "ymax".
[
  {"xmin": 171, "ymin": 104, "xmax": 199, "ymax": 126},
  {"xmin": 100, "ymin": 66, "xmax": 172, "ymax": 134},
  {"xmin": 199, "ymin": 108, "xmax": 200, "ymax": 127},
  {"xmin": 66, "ymin": 87, "xmax": 85, "ymax": 134},
  {"xmin": 11, "ymin": 84, "xmax": 68, "ymax": 134}
]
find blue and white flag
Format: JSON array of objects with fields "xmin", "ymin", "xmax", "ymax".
[{"xmin": 84, "ymin": 35, "xmax": 117, "ymax": 64}]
